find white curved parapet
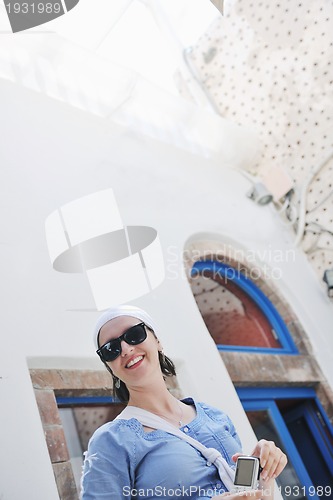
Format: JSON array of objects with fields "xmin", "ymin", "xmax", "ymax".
[{"xmin": 45, "ymin": 188, "xmax": 165, "ymax": 309}]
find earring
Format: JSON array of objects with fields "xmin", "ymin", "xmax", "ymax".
[{"xmin": 115, "ymin": 378, "xmax": 121, "ymax": 389}]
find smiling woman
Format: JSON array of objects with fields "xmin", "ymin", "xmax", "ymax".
[
  {"xmin": 93, "ymin": 306, "xmax": 176, "ymax": 403},
  {"xmin": 80, "ymin": 305, "xmax": 287, "ymax": 499}
]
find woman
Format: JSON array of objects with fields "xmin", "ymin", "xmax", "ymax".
[{"xmin": 81, "ymin": 305, "xmax": 287, "ymax": 499}]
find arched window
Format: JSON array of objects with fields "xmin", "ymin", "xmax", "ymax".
[{"xmin": 191, "ymin": 260, "xmax": 298, "ymax": 354}]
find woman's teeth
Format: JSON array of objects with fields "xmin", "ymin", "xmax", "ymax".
[{"xmin": 126, "ymin": 356, "xmax": 143, "ymax": 368}]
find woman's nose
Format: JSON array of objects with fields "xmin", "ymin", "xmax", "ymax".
[{"xmin": 120, "ymin": 341, "xmax": 134, "ymax": 356}]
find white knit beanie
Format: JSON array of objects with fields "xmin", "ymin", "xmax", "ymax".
[{"xmin": 93, "ymin": 305, "xmax": 158, "ymax": 349}]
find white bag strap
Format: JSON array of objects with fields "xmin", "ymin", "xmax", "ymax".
[{"xmin": 115, "ymin": 405, "xmax": 235, "ymax": 490}]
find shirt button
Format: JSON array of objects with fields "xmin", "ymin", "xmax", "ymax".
[
  {"xmin": 183, "ymin": 426, "xmax": 189, "ymax": 433},
  {"xmin": 206, "ymin": 461, "xmax": 212, "ymax": 466},
  {"xmin": 216, "ymin": 483, "xmax": 222, "ymax": 489}
]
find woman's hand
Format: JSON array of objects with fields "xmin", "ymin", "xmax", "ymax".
[
  {"xmin": 214, "ymin": 440, "xmax": 287, "ymax": 500},
  {"xmin": 232, "ymin": 439, "xmax": 287, "ymax": 482}
]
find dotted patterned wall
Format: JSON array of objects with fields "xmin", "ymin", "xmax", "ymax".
[
  {"xmin": 73, "ymin": 404, "xmax": 124, "ymax": 451},
  {"xmin": 190, "ymin": 270, "xmax": 281, "ymax": 348},
  {"xmin": 179, "ymin": 0, "xmax": 333, "ymax": 284}
]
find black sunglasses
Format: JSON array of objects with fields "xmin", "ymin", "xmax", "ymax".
[{"xmin": 96, "ymin": 322, "xmax": 147, "ymax": 362}]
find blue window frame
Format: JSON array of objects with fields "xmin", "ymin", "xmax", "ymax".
[
  {"xmin": 57, "ymin": 396, "xmax": 116, "ymax": 405},
  {"xmin": 237, "ymin": 387, "xmax": 333, "ymax": 499},
  {"xmin": 191, "ymin": 260, "xmax": 298, "ymax": 354}
]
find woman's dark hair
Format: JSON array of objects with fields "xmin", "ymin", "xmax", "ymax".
[{"xmin": 99, "ymin": 325, "xmax": 176, "ymax": 403}]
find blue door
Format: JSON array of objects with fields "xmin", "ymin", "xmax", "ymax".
[
  {"xmin": 284, "ymin": 402, "xmax": 333, "ymax": 490},
  {"xmin": 237, "ymin": 388, "xmax": 333, "ymax": 500}
]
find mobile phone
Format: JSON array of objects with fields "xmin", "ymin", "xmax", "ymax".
[{"xmin": 234, "ymin": 456, "xmax": 261, "ymax": 491}]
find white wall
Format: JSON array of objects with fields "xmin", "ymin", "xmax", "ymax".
[{"xmin": 1, "ymin": 79, "xmax": 333, "ymax": 498}]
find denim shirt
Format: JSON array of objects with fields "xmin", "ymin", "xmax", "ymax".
[{"xmin": 81, "ymin": 398, "xmax": 242, "ymax": 499}]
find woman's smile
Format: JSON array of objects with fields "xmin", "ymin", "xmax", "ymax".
[{"xmin": 125, "ymin": 354, "xmax": 145, "ymax": 369}]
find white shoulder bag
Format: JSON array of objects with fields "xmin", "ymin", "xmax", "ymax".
[{"xmin": 115, "ymin": 405, "xmax": 235, "ymax": 490}]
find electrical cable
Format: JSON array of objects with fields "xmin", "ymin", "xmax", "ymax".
[
  {"xmin": 303, "ymin": 222, "xmax": 333, "ymax": 254},
  {"xmin": 270, "ymin": 189, "xmax": 298, "ymax": 225},
  {"xmin": 293, "ymin": 150, "xmax": 333, "ymax": 247}
]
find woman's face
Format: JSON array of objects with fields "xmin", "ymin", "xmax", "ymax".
[{"xmin": 98, "ymin": 315, "xmax": 161, "ymax": 387}]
